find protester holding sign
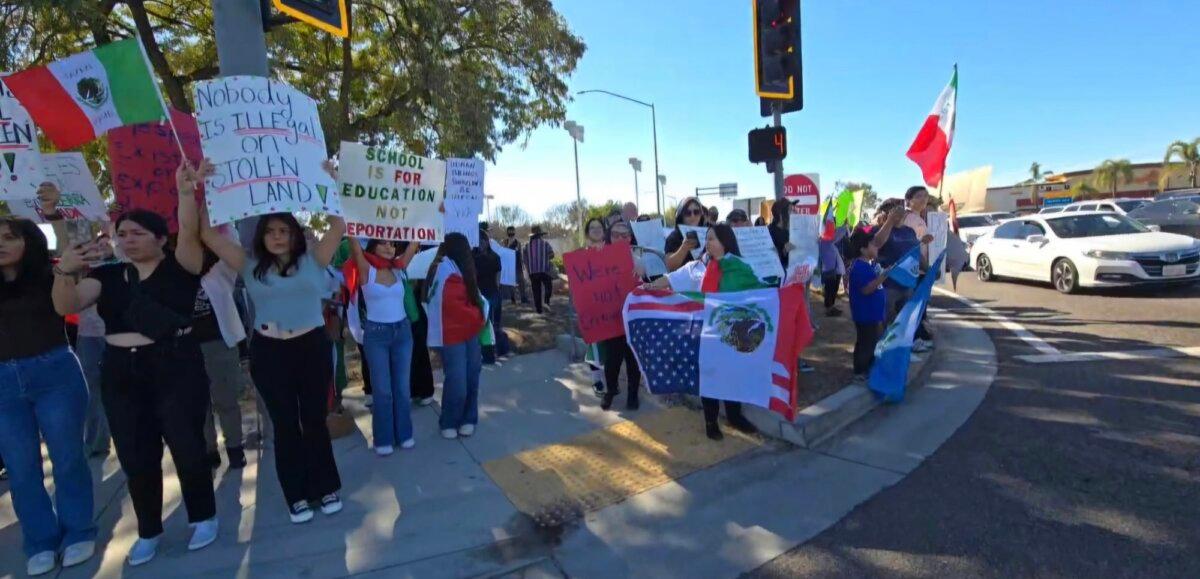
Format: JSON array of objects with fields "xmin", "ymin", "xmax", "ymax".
[
  {"xmin": 599, "ymin": 222, "xmax": 644, "ymax": 412},
  {"xmin": 580, "ymin": 217, "xmax": 609, "ymax": 396},
  {"xmin": 346, "ymin": 237, "xmax": 421, "ymax": 456},
  {"xmin": 643, "ymin": 225, "xmax": 767, "ymax": 440},
  {"xmin": 422, "ymin": 233, "xmax": 489, "ymax": 439},
  {"xmin": 199, "ymin": 161, "xmax": 346, "ymax": 526},
  {"xmin": 665, "ymin": 197, "xmax": 711, "ymax": 271},
  {"xmin": 50, "ymin": 161, "xmax": 217, "ymax": 567},
  {"xmin": 0, "ymin": 211, "xmax": 97, "ymax": 575}
]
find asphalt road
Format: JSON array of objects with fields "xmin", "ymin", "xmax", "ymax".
[{"xmin": 747, "ymin": 274, "xmax": 1200, "ymax": 578}]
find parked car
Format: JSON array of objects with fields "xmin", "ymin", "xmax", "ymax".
[
  {"xmin": 1054, "ymin": 198, "xmax": 1148, "ymax": 216},
  {"xmin": 957, "ymin": 212, "xmax": 1015, "ymax": 246},
  {"xmin": 1128, "ymin": 199, "xmax": 1200, "ymax": 238},
  {"xmin": 1038, "ymin": 205, "xmax": 1068, "ymax": 215},
  {"xmin": 1155, "ymin": 188, "xmax": 1200, "ymax": 201},
  {"xmin": 969, "ymin": 212, "xmax": 1200, "ymax": 293}
]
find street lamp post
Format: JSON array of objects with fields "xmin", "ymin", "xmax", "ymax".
[
  {"xmin": 578, "ymin": 89, "xmax": 662, "ymax": 216},
  {"xmin": 629, "ymin": 157, "xmax": 642, "ymax": 211},
  {"xmin": 564, "ymin": 120, "xmax": 585, "ymax": 242}
]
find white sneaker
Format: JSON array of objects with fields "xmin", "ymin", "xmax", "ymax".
[
  {"xmin": 289, "ymin": 500, "xmax": 314, "ymax": 524},
  {"xmin": 458, "ymin": 424, "xmax": 476, "ymax": 437},
  {"xmin": 417, "ymin": 397, "xmax": 435, "ymax": 407},
  {"xmin": 26, "ymin": 551, "xmax": 56, "ymax": 576},
  {"xmin": 400, "ymin": 439, "xmax": 416, "ymax": 449},
  {"xmin": 912, "ymin": 339, "xmax": 934, "ymax": 353},
  {"xmin": 126, "ymin": 536, "xmax": 160, "ymax": 566},
  {"xmin": 375, "ymin": 445, "xmax": 394, "ymax": 456},
  {"xmin": 188, "ymin": 517, "xmax": 219, "ymax": 551},
  {"xmin": 441, "ymin": 428, "xmax": 458, "ymax": 439},
  {"xmin": 364, "ymin": 394, "xmax": 374, "ymax": 407},
  {"xmin": 62, "ymin": 540, "xmax": 95, "ymax": 567},
  {"xmin": 319, "ymin": 494, "xmax": 343, "ymax": 515}
]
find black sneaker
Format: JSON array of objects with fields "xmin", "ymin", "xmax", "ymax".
[
  {"xmin": 207, "ymin": 450, "xmax": 221, "ymax": 469},
  {"xmin": 825, "ymin": 307, "xmax": 843, "ymax": 317},
  {"xmin": 728, "ymin": 416, "xmax": 758, "ymax": 435},
  {"xmin": 591, "ymin": 381, "xmax": 605, "ymax": 398},
  {"xmin": 600, "ymin": 392, "xmax": 616, "ymax": 411},
  {"xmin": 226, "ymin": 446, "xmax": 247, "ymax": 469},
  {"xmin": 705, "ymin": 422, "xmax": 724, "ymax": 441},
  {"xmin": 289, "ymin": 501, "xmax": 314, "ymax": 524}
]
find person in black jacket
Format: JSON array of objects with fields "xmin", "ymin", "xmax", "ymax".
[
  {"xmin": 474, "ymin": 229, "xmax": 506, "ymax": 364},
  {"xmin": 664, "ymin": 197, "xmax": 710, "ymax": 272}
]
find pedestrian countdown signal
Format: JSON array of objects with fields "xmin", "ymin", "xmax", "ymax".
[{"xmin": 748, "ymin": 126, "xmax": 787, "ymax": 164}]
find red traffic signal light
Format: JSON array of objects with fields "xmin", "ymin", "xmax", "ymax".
[{"xmin": 748, "ymin": 126, "xmax": 787, "ymax": 164}]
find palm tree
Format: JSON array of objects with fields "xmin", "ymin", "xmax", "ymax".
[
  {"xmin": 1162, "ymin": 138, "xmax": 1200, "ymax": 190},
  {"xmin": 1068, "ymin": 181, "xmax": 1100, "ymax": 199},
  {"xmin": 1027, "ymin": 162, "xmax": 1052, "ymax": 206},
  {"xmin": 1092, "ymin": 159, "xmax": 1134, "ymax": 199}
]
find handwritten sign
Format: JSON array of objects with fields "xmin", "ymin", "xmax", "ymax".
[
  {"xmin": 0, "ymin": 75, "xmax": 37, "ymax": 153},
  {"xmin": 491, "ymin": 239, "xmax": 517, "ymax": 286},
  {"xmin": 443, "ymin": 198, "xmax": 481, "ymax": 248},
  {"xmin": 927, "ymin": 212, "xmax": 949, "ymax": 283},
  {"xmin": 106, "ymin": 109, "xmax": 204, "ymax": 232},
  {"xmin": 677, "ymin": 225, "xmax": 708, "ymax": 259},
  {"xmin": 338, "ymin": 142, "xmax": 445, "ymax": 242},
  {"xmin": 193, "ymin": 76, "xmax": 338, "ymax": 225},
  {"xmin": 446, "ymin": 158, "xmax": 484, "ymax": 214},
  {"xmin": 563, "ymin": 243, "xmax": 638, "ymax": 343},
  {"xmin": 0, "ymin": 74, "xmax": 45, "ymax": 212},
  {"xmin": 7, "ymin": 153, "xmax": 106, "ymax": 223},
  {"xmin": 630, "ymin": 217, "xmax": 665, "ymax": 254},
  {"xmin": 733, "ymin": 226, "xmax": 784, "ymax": 283},
  {"xmin": 788, "ymin": 214, "xmax": 821, "ymax": 282}
]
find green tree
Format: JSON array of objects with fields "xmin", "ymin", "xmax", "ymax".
[
  {"xmin": 1093, "ymin": 159, "xmax": 1134, "ymax": 199},
  {"xmin": 1068, "ymin": 180, "xmax": 1100, "ymax": 199},
  {"xmin": 1024, "ymin": 162, "xmax": 1053, "ymax": 206},
  {"xmin": 494, "ymin": 204, "xmax": 532, "ymax": 226},
  {"xmin": 2, "ymin": 0, "xmax": 585, "ymax": 161},
  {"xmin": 1162, "ymin": 138, "xmax": 1200, "ymax": 190}
]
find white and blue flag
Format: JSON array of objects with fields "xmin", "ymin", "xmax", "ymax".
[{"xmin": 869, "ymin": 252, "xmax": 945, "ymax": 403}]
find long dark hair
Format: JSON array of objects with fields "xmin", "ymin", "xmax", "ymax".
[
  {"xmin": 424, "ymin": 233, "xmax": 482, "ymax": 310},
  {"xmin": 583, "ymin": 216, "xmax": 607, "ymax": 243},
  {"xmin": 673, "ymin": 197, "xmax": 709, "ymax": 229},
  {"xmin": 709, "ymin": 223, "xmax": 742, "ymax": 257},
  {"xmin": 252, "ymin": 212, "xmax": 307, "ymax": 281},
  {"xmin": 476, "ymin": 228, "xmax": 494, "ymax": 255},
  {"xmin": 770, "ymin": 198, "xmax": 791, "ymax": 227},
  {"xmin": 0, "ymin": 216, "xmax": 51, "ymax": 297}
]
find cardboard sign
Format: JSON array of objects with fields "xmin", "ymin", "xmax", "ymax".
[
  {"xmin": 677, "ymin": 225, "xmax": 708, "ymax": 259},
  {"xmin": 927, "ymin": 212, "xmax": 949, "ymax": 284},
  {"xmin": 491, "ymin": 239, "xmax": 517, "ymax": 287},
  {"xmin": 733, "ymin": 226, "xmax": 784, "ymax": 283},
  {"xmin": 0, "ymin": 74, "xmax": 45, "ymax": 211},
  {"xmin": 564, "ymin": 243, "xmax": 638, "ymax": 343},
  {"xmin": 192, "ymin": 76, "xmax": 338, "ymax": 225},
  {"xmin": 106, "ymin": 109, "xmax": 204, "ymax": 232},
  {"xmin": 630, "ymin": 217, "xmax": 666, "ymax": 254},
  {"xmin": 446, "ymin": 157, "xmax": 484, "ymax": 214},
  {"xmin": 338, "ymin": 142, "xmax": 445, "ymax": 242},
  {"xmin": 8, "ymin": 153, "xmax": 106, "ymax": 223},
  {"xmin": 443, "ymin": 198, "xmax": 481, "ymax": 248},
  {"xmin": 788, "ymin": 214, "xmax": 821, "ymax": 282}
]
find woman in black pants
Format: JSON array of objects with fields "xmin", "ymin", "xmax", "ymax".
[
  {"xmin": 599, "ymin": 221, "xmax": 643, "ymax": 411},
  {"xmin": 51, "ymin": 162, "xmax": 217, "ymax": 566},
  {"xmin": 201, "ymin": 164, "xmax": 346, "ymax": 525}
]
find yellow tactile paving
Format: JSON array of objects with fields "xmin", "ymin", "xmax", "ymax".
[{"xmin": 483, "ymin": 407, "xmax": 761, "ymax": 526}]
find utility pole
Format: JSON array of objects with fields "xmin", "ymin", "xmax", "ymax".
[
  {"xmin": 772, "ymin": 102, "xmax": 784, "ymax": 199},
  {"xmin": 564, "ymin": 120, "xmax": 585, "ymax": 243},
  {"xmin": 213, "ymin": 0, "xmax": 270, "ymax": 246}
]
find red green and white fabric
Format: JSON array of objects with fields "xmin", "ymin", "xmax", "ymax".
[
  {"xmin": 906, "ymin": 67, "xmax": 958, "ymax": 188},
  {"xmin": 4, "ymin": 38, "xmax": 165, "ymax": 150},
  {"xmin": 424, "ymin": 258, "xmax": 493, "ymax": 348}
]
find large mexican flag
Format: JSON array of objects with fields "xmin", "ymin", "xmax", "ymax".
[
  {"xmin": 906, "ymin": 66, "xmax": 958, "ymax": 188},
  {"xmin": 4, "ymin": 38, "xmax": 165, "ymax": 150}
]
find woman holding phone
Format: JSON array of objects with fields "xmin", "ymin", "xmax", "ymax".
[{"xmin": 664, "ymin": 197, "xmax": 710, "ymax": 272}]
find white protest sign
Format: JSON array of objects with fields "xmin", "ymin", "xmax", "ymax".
[
  {"xmin": 406, "ymin": 246, "xmax": 439, "ymax": 280},
  {"xmin": 927, "ymin": 211, "xmax": 949, "ymax": 284},
  {"xmin": 443, "ymin": 198, "xmax": 481, "ymax": 248},
  {"xmin": 788, "ymin": 214, "xmax": 821, "ymax": 282},
  {"xmin": 193, "ymin": 76, "xmax": 338, "ymax": 225},
  {"xmin": 337, "ymin": 142, "xmax": 445, "ymax": 242},
  {"xmin": 491, "ymin": 239, "xmax": 517, "ymax": 286},
  {"xmin": 733, "ymin": 226, "xmax": 785, "ymax": 282},
  {"xmin": 0, "ymin": 75, "xmax": 38, "ymax": 153},
  {"xmin": 7, "ymin": 153, "xmax": 107, "ymax": 223},
  {"xmin": 634, "ymin": 247, "xmax": 667, "ymax": 278},
  {"xmin": 630, "ymin": 218, "xmax": 666, "ymax": 254},
  {"xmin": 446, "ymin": 158, "xmax": 484, "ymax": 215},
  {"xmin": 677, "ymin": 225, "xmax": 708, "ymax": 259},
  {"xmin": 0, "ymin": 75, "xmax": 46, "ymax": 212}
]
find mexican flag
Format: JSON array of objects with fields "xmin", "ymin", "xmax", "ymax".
[
  {"xmin": 4, "ymin": 38, "xmax": 165, "ymax": 151},
  {"xmin": 623, "ymin": 284, "xmax": 813, "ymax": 420},
  {"xmin": 906, "ymin": 66, "xmax": 957, "ymax": 188}
]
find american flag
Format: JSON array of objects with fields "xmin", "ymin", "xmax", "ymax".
[{"xmin": 624, "ymin": 290, "xmax": 704, "ymax": 395}]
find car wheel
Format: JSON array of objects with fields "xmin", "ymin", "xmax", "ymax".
[
  {"xmin": 977, "ymin": 254, "xmax": 994, "ymax": 282},
  {"xmin": 1052, "ymin": 259, "xmax": 1079, "ymax": 294}
]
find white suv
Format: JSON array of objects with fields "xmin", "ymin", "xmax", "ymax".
[{"xmin": 1052, "ymin": 198, "xmax": 1148, "ymax": 216}]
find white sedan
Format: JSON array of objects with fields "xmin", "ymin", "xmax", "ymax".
[{"xmin": 969, "ymin": 212, "xmax": 1200, "ymax": 293}]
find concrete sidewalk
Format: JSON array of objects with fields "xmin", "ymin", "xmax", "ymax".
[{"xmin": 0, "ymin": 312, "xmax": 994, "ymax": 578}]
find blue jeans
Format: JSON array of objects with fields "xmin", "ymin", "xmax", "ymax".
[
  {"xmin": 75, "ymin": 336, "xmax": 110, "ymax": 455},
  {"xmin": 362, "ymin": 319, "xmax": 414, "ymax": 446},
  {"xmin": 436, "ymin": 338, "xmax": 482, "ymax": 431},
  {"xmin": 0, "ymin": 346, "xmax": 97, "ymax": 556},
  {"xmin": 482, "ymin": 288, "xmax": 510, "ymax": 363}
]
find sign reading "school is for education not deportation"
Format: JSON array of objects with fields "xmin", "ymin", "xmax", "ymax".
[
  {"xmin": 338, "ymin": 142, "xmax": 446, "ymax": 242},
  {"xmin": 193, "ymin": 76, "xmax": 338, "ymax": 225}
]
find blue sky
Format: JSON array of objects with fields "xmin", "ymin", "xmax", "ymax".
[{"xmin": 486, "ymin": 0, "xmax": 1200, "ymax": 220}]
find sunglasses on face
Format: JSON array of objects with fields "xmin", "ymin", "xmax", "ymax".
[{"xmin": 684, "ymin": 208, "xmax": 704, "ymax": 217}]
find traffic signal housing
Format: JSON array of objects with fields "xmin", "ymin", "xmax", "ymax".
[
  {"xmin": 270, "ymin": 0, "xmax": 350, "ymax": 37},
  {"xmin": 748, "ymin": 126, "xmax": 788, "ymax": 164},
  {"xmin": 753, "ymin": 0, "xmax": 803, "ymax": 112}
]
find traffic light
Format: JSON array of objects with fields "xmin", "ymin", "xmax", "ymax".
[
  {"xmin": 753, "ymin": 0, "xmax": 802, "ymax": 108},
  {"xmin": 748, "ymin": 126, "xmax": 787, "ymax": 164},
  {"xmin": 269, "ymin": 0, "xmax": 350, "ymax": 37}
]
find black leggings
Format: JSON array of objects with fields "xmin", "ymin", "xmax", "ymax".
[
  {"xmin": 102, "ymin": 339, "xmax": 215, "ymax": 538},
  {"xmin": 410, "ymin": 314, "xmax": 435, "ymax": 400},
  {"xmin": 530, "ymin": 273, "xmax": 553, "ymax": 313},
  {"xmin": 250, "ymin": 330, "xmax": 341, "ymax": 506},
  {"xmin": 823, "ymin": 273, "xmax": 841, "ymax": 309},
  {"xmin": 701, "ymin": 398, "xmax": 745, "ymax": 425},
  {"xmin": 854, "ymin": 322, "xmax": 882, "ymax": 375},
  {"xmin": 601, "ymin": 336, "xmax": 640, "ymax": 405}
]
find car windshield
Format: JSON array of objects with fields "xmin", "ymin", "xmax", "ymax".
[
  {"xmin": 1046, "ymin": 214, "xmax": 1150, "ymax": 238},
  {"xmin": 1115, "ymin": 200, "xmax": 1145, "ymax": 212},
  {"xmin": 957, "ymin": 216, "xmax": 993, "ymax": 227}
]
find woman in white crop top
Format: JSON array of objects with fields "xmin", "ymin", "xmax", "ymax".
[{"xmin": 349, "ymin": 238, "xmax": 420, "ymax": 456}]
